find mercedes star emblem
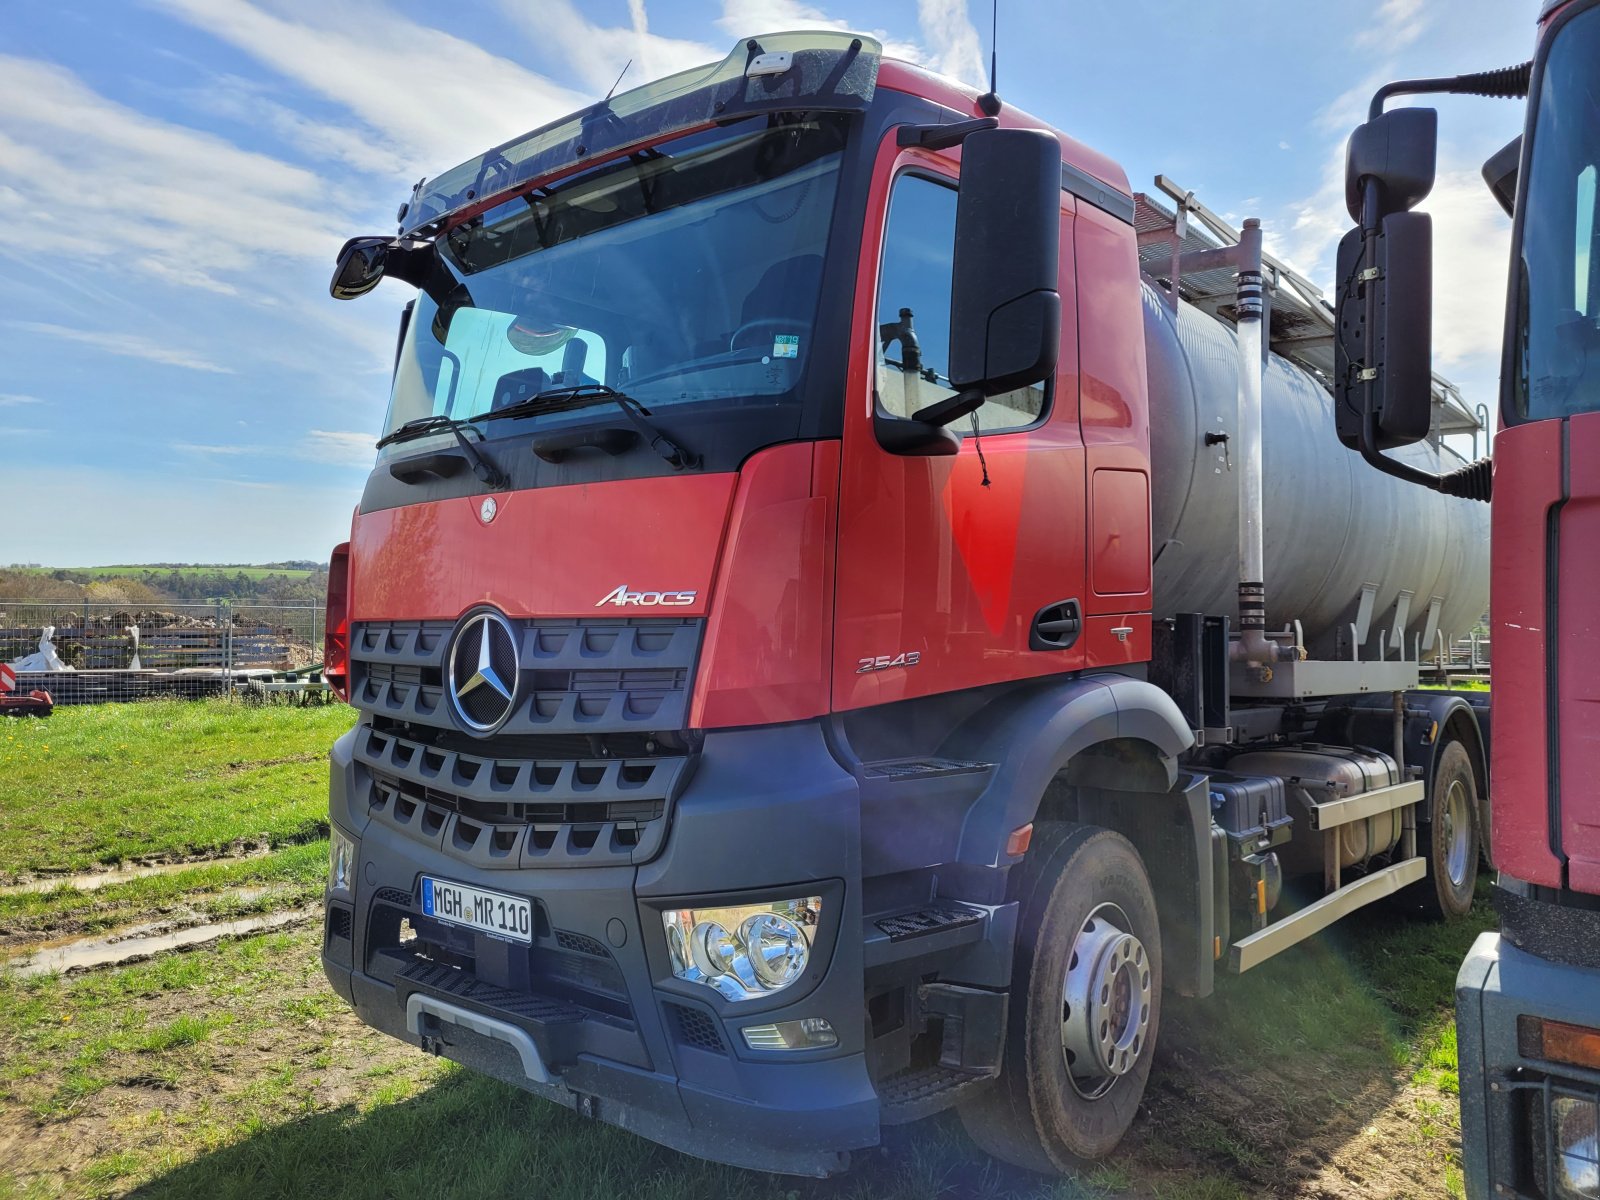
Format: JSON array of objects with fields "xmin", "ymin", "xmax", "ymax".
[
  {"xmin": 446, "ymin": 609, "xmax": 519, "ymax": 732},
  {"xmin": 480, "ymin": 496, "xmax": 498, "ymax": 523}
]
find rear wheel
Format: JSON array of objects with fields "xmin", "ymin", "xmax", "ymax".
[
  {"xmin": 1421, "ymin": 740, "xmax": 1480, "ymax": 919},
  {"xmin": 959, "ymin": 823, "xmax": 1161, "ymax": 1173}
]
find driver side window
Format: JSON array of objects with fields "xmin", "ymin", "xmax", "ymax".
[{"xmin": 874, "ymin": 173, "xmax": 1048, "ymax": 432}]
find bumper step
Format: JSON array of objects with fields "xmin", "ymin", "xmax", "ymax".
[
  {"xmin": 398, "ymin": 959, "xmax": 586, "ymax": 1025},
  {"xmin": 879, "ymin": 1063, "xmax": 996, "ymax": 1125}
]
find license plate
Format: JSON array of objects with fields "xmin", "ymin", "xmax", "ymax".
[{"xmin": 421, "ymin": 877, "xmax": 532, "ymax": 944}]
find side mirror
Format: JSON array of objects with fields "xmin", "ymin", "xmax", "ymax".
[
  {"xmin": 948, "ymin": 127, "xmax": 1061, "ymax": 394},
  {"xmin": 1482, "ymin": 135, "xmax": 1522, "ymax": 218},
  {"xmin": 1343, "ymin": 107, "xmax": 1438, "ymax": 223},
  {"xmin": 330, "ymin": 236, "xmax": 435, "ymax": 301},
  {"xmin": 1334, "ymin": 210, "xmax": 1434, "ymax": 450},
  {"xmin": 330, "ymin": 237, "xmax": 390, "ymax": 300}
]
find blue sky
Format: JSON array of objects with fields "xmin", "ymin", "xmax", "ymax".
[{"xmin": 0, "ymin": 0, "xmax": 1532, "ymax": 566}]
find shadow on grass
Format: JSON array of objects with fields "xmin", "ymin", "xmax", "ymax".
[
  {"xmin": 130, "ymin": 889, "xmax": 1494, "ymax": 1200},
  {"xmin": 126, "ymin": 1070, "xmax": 1098, "ymax": 1200}
]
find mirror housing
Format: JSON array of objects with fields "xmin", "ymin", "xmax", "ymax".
[
  {"xmin": 1344, "ymin": 107, "xmax": 1438, "ymax": 223},
  {"xmin": 330, "ymin": 236, "xmax": 435, "ymax": 300},
  {"xmin": 1482, "ymin": 134, "xmax": 1522, "ymax": 217},
  {"xmin": 1334, "ymin": 210, "xmax": 1434, "ymax": 451},
  {"xmin": 948, "ymin": 127, "xmax": 1061, "ymax": 395}
]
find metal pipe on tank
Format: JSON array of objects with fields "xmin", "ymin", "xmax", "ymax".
[{"xmin": 1228, "ymin": 220, "xmax": 1295, "ymax": 668}]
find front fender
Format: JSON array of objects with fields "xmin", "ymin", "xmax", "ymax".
[{"xmin": 940, "ymin": 673, "xmax": 1192, "ymax": 867}]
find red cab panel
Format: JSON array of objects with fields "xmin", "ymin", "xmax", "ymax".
[
  {"xmin": 691, "ymin": 442, "xmax": 839, "ymax": 729},
  {"xmin": 1492, "ymin": 419, "xmax": 1566, "ymax": 888},
  {"xmin": 348, "ymin": 475, "xmax": 736, "ymax": 621},
  {"xmin": 1560, "ymin": 413, "xmax": 1600, "ymax": 890}
]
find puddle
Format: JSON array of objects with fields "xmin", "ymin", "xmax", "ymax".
[
  {"xmin": 4, "ymin": 905, "xmax": 319, "ymax": 977},
  {"xmin": 0, "ymin": 853, "xmax": 268, "ymax": 897}
]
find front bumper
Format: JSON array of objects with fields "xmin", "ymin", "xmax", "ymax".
[
  {"xmin": 320, "ymin": 718, "xmax": 878, "ymax": 1177},
  {"xmin": 1458, "ymin": 931, "xmax": 1600, "ymax": 1199}
]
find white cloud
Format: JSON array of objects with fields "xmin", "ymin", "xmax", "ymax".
[
  {"xmin": 301, "ymin": 429, "xmax": 377, "ymax": 468},
  {"xmin": 0, "ymin": 395, "xmax": 41, "ymax": 407},
  {"xmin": 499, "ymin": 0, "xmax": 719, "ymax": 97},
  {"xmin": 0, "ymin": 54, "xmax": 343, "ymax": 297},
  {"xmin": 11, "ymin": 321, "xmax": 236, "ymax": 374},
  {"xmin": 0, "ymin": 428, "xmax": 45, "ymax": 437},
  {"xmin": 916, "ymin": 0, "xmax": 987, "ymax": 89},
  {"xmin": 150, "ymin": 0, "xmax": 587, "ymax": 175},
  {"xmin": 1355, "ymin": 0, "xmax": 1429, "ymax": 51}
]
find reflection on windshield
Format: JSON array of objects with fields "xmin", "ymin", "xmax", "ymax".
[
  {"xmin": 381, "ymin": 115, "xmax": 847, "ymax": 451},
  {"xmin": 1517, "ymin": 5, "xmax": 1600, "ymax": 419}
]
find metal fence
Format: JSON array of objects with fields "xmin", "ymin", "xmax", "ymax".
[{"xmin": 0, "ymin": 599, "xmax": 323, "ymax": 704}]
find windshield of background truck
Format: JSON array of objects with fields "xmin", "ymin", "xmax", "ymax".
[
  {"xmin": 381, "ymin": 115, "xmax": 847, "ymax": 454},
  {"xmin": 1515, "ymin": 4, "xmax": 1600, "ymax": 419}
]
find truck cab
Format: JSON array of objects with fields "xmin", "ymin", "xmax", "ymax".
[{"xmin": 321, "ymin": 32, "xmax": 1491, "ymax": 1177}]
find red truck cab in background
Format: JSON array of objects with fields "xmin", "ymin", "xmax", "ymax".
[{"xmin": 1447, "ymin": 0, "xmax": 1600, "ymax": 1196}]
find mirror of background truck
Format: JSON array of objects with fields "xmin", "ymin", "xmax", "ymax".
[
  {"xmin": 948, "ymin": 127, "xmax": 1061, "ymax": 396},
  {"xmin": 1335, "ymin": 210, "xmax": 1435, "ymax": 449},
  {"xmin": 1334, "ymin": 106, "xmax": 1439, "ymax": 453},
  {"xmin": 1342, "ymin": 108, "xmax": 1438, "ymax": 223}
]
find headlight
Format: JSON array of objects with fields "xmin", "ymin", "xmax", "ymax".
[
  {"xmin": 663, "ymin": 896, "xmax": 820, "ymax": 1002},
  {"xmin": 328, "ymin": 827, "xmax": 356, "ymax": 898},
  {"xmin": 1552, "ymin": 1096, "xmax": 1600, "ymax": 1200}
]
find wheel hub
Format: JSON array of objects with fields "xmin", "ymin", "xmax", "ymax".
[
  {"xmin": 1444, "ymin": 778, "xmax": 1473, "ymax": 887},
  {"xmin": 1061, "ymin": 903, "xmax": 1152, "ymax": 1097}
]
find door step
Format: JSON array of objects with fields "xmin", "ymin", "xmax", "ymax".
[{"xmin": 878, "ymin": 1063, "xmax": 996, "ymax": 1124}]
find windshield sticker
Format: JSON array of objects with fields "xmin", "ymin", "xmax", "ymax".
[{"xmin": 773, "ymin": 335, "xmax": 800, "ymax": 359}]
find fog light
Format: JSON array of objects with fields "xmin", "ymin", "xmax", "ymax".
[
  {"xmin": 328, "ymin": 827, "xmax": 356, "ymax": 898},
  {"xmin": 1553, "ymin": 1096, "xmax": 1600, "ymax": 1200},
  {"xmin": 742, "ymin": 1018, "xmax": 838, "ymax": 1051},
  {"xmin": 663, "ymin": 896, "xmax": 821, "ymax": 1002}
]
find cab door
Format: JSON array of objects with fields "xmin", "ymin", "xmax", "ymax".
[{"xmin": 832, "ymin": 135, "xmax": 1087, "ymax": 712}]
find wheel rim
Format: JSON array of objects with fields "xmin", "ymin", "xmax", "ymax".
[
  {"xmin": 1061, "ymin": 902, "xmax": 1152, "ymax": 1099},
  {"xmin": 1443, "ymin": 778, "xmax": 1473, "ymax": 888}
]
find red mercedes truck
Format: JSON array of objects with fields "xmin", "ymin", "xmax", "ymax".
[{"xmin": 321, "ymin": 32, "xmax": 1494, "ymax": 1176}]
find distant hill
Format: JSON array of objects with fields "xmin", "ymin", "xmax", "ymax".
[{"xmin": 2, "ymin": 563, "xmax": 328, "ymax": 604}]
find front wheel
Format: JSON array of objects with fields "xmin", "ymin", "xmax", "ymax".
[{"xmin": 959, "ymin": 823, "xmax": 1161, "ymax": 1173}]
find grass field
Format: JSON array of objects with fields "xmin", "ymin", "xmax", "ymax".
[{"xmin": 0, "ymin": 701, "xmax": 1492, "ymax": 1199}]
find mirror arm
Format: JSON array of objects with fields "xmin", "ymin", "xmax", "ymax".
[{"xmin": 1368, "ymin": 62, "xmax": 1531, "ymax": 120}]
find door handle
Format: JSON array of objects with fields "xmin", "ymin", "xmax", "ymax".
[{"xmin": 1031, "ymin": 599, "xmax": 1081, "ymax": 651}]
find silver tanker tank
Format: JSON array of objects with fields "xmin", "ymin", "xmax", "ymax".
[{"xmin": 1142, "ymin": 284, "xmax": 1489, "ymax": 660}]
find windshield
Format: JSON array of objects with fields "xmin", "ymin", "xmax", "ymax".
[
  {"xmin": 1514, "ymin": 4, "xmax": 1600, "ymax": 419},
  {"xmin": 381, "ymin": 115, "xmax": 848, "ymax": 454}
]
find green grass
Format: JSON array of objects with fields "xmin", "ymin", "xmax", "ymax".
[
  {"xmin": 0, "ymin": 700, "xmax": 352, "ymax": 879},
  {"xmin": 0, "ymin": 700, "xmax": 1486, "ymax": 1199}
]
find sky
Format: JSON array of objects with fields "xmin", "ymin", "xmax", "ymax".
[{"xmin": 0, "ymin": 0, "xmax": 1534, "ymax": 566}]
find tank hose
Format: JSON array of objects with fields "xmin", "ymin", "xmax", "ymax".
[{"xmin": 1434, "ymin": 456, "xmax": 1492, "ymax": 502}]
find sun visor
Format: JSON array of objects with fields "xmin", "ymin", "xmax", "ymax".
[{"xmin": 398, "ymin": 32, "xmax": 881, "ymax": 237}]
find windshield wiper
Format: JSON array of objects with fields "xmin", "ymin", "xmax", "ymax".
[
  {"xmin": 375, "ymin": 415, "xmax": 507, "ymax": 488},
  {"xmin": 474, "ymin": 384, "xmax": 700, "ymax": 470}
]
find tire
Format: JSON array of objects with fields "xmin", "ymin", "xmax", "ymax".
[
  {"xmin": 958, "ymin": 823, "xmax": 1161, "ymax": 1173},
  {"xmin": 1421, "ymin": 740, "xmax": 1480, "ymax": 919}
]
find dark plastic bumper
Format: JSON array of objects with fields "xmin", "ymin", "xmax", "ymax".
[{"xmin": 320, "ymin": 719, "xmax": 880, "ymax": 1177}]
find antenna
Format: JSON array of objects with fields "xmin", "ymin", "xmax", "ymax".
[
  {"xmin": 977, "ymin": 0, "xmax": 1001, "ymax": 116},
  {"xmin": 605, "ymin": 58, "xmax": 633, "ymax": 102}
]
